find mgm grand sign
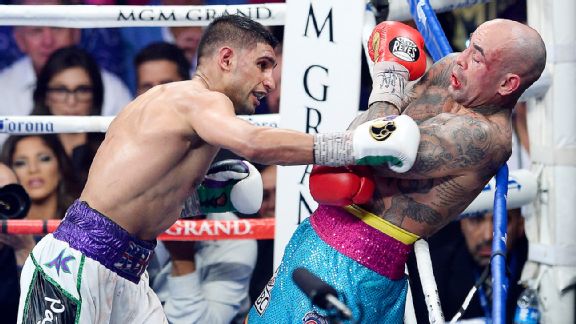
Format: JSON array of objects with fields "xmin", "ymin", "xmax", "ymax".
[{"xmin": 117, "ymin": 5, "xmax": 276, "ymax": 24}]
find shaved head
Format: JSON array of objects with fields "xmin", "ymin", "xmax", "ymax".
[{"xmin": 479, "ymin": 19, "xmax": 546, "ymax": 94}]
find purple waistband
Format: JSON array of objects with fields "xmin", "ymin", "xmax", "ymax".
[
  {"xmin": 310, "ymin": 205, "xmax": 413, "ymax": 280},
  {"xmin": 53, "ymin": 200, "xmax": 156, "ymax": 284}
]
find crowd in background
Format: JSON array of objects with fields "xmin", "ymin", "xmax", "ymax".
[{"xmin": 0, "ymin": 0, "xmax": 531, "ymax": 323}]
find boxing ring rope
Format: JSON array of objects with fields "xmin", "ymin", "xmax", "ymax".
[
  {"xmin": 492, "ymin": 165, "xmax": 510, "ymax": 323},
  {"xmin": 0, "ymin": 114, "xmax": 279, "ymax": 134},
  {"xmin": 1, "ymin": 218, "xmax": 275, "ymax": 241},
  {"xmin": 407, "ymin": 1, "xmax": 509, "ymax": 323}
]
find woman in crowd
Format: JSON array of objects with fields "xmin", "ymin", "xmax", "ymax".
[
  {"xmin": 31, "ymin": 45, "xmax": 105, "ymax": 182},
  {"xmin": 0, "ymin": 134, "xmax": 81, "ymax": 266}
]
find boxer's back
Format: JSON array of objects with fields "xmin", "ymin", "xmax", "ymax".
[{"xmin": 81, "ymin": 81, "xmax": 220, "ymax": 240}]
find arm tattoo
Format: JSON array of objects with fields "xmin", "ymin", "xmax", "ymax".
[
  {"xmin": 430, "ymin": 177, "xmax": 470, "ymax": 210},
  {"xmin": 397, "ymin": 178, "xmax": 435, "ymax": 194},
  {"xmin": 347, "ymin": 101, "xmax": 400, "ymax": 130},
  {"xmin": 427, "ymin": 57, "xmax": 455, "ymax": 88},
  {"xmin": 384, "ymin": 195, "xmax": 443, "ymax": 227},
  {"xmin": 403, "ymin": 90, "xmax": 446, "ymax": 123},
  {"xmin": 410, "ymin": 115, "xmax": 491, "ymax": 176}
]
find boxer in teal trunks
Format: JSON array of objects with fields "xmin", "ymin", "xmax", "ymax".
[{"xmin": 248, "ymin": 204, "xmax": 418, "ymax": 323}]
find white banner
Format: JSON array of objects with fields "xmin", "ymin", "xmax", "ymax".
[{"xmin": 274, "ymin": 0, "xmax": 365, "ymax": 268}]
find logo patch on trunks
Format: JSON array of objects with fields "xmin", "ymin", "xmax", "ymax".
[
  {"xmin": 253, "ymin": 267, "xmax": 279, "ymax": 316},
  {"xmin": 44, "ymin": 248, "xmax": 75, "ymax": 275},
  {"xmin": 302, "ymin": 311, "xmax": 329, "ymax": 324},
  {"xmin": 113, "ymin": 241, "xmax": 153, "ymax": 278},
  {"xmin": 24, "ymin": 268, "xmax": 78, "ymax": 323}
]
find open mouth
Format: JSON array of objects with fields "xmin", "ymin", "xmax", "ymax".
[
  {"xmin": 252, "ymin": 91, "xmax": 267, "ymax": 100},
  {"xmin": 252, "ymin": 91, "xmax": 267, "ymax": 106},
  {"xmin": 451, "ymin": 73, "xmax": 461, "ymax": 89},
  {"xmin": 28, "ymin": 178, "xmax": 45, "ymax": 189}
]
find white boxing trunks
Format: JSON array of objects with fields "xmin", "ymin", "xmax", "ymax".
[{"xmin": 17, "ymin": 200, "xmax": 167, "ymax": 324}]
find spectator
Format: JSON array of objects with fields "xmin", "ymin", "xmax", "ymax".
[
  {"xmin": 249, "ymin": 165, "xmax": 276, "ymax": 304},
  {"xmin": 0, "ymin": 163, "xmax": 24, "ymax": 324},
  {"xmin": 30, "ymin": 46, "xmax": 105, "ymax": 181},
  {"xmin": 149, "ymin": 212, "xmax": 257, "ymax": 324},
  {"xmin": 120, "ymin": 0, "xmax": 204, "ymax": 94},
  {"xmin": 1, "ymin": 134, "xmax": 80, "ymax": 221},
  {"xmin": 169, "ymin": 25, "xmax": 203, "ymax": 73},
  {"xmin": 135, "ymin": 41, "xmax": 191, "ymax": 96},
  {"xmin": 0, "ymin": 0, "xmax": 131, "ymax": 145},
  {"xmin": 409, "ymin": 208, "xmax": 527, "ymax": 322},
  {"xmin": 0, "ymin": 135, "xmax": 79, "ymax": 320}
]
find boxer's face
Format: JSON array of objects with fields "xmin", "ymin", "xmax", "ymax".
[
  {"xmin": 449, "ymin": 23, "xmax": 506, "ymax": 108},
  {"xmin": 11, "ymin": 137, "xmax": 61, "ymax": 202},
  {"xmin": 227, "ymin": 43, "xmax": 277, "ymax": 115},
  {"xmin": 46, "ymin": 67, "xmax": 93, "ymax": 116}
]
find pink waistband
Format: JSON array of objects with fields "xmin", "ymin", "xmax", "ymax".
[{"xmin": 310, "ymin": 205, "xmax": 413, "ymax": 280}]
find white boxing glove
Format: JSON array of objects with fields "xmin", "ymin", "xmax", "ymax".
[
  {"xmin": 314, "ymin": 115, "xmax": 420, "ymax": 172},
  {"xmin": 181, "ymin": 160, "xmax": 263, "ymax": 218},
  {"xmin": 352, "ymin": 115, "xmax": 420, "ymax": 173}
]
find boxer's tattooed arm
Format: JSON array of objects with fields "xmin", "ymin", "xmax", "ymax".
[
  {"xmin": 348, "ymin": 85, "xmax": 418, "ymax": 130},
  {"xmin": 403, "ymin": 90, "xmax": 446, "ymax": 123},
  {"xmin": 409, "ymin": 114, "xmax": 496, "ymax": 177},
  {"xmin": 349, "ymin": 56, "xmax": 458, "ymax": 130},
  {"xmin": 403, "ymin": 56, "xmax": 456, "ymax": 122},
  {"xmin": 426, "ymin": 55, "xmax": 456, "ymax": 88},
  {"xmin": 397, "ymin": 178, "xmax": 435, "ymax": 194},
  {"xmin": 347, "ymin": 102, "xmax": 398, "ymax": 130},
  {"xmin": 429, "ymin": 177, "xmax": 473, "ymax": 212},
  {"xmin": 384, "ymin": 194, "xmax": 443, "ymax": 227}
]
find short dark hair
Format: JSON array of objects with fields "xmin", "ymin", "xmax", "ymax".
[
  {"xmin": 134, "ymin": 42, "xmax": 191, "ymax": 81},
  {"xmin": 197, "ymin": 15, "xmax": 278, "ymax": 64}
]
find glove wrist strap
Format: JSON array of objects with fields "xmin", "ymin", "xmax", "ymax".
[
  {"xmin": 369, "ymin": 61, "xmax": 409, "ymax": 111},
  {"xmin": 313, "ymin": 132, "xmax": 355, "ymax": 166}
]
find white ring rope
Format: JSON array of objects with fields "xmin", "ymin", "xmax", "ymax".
[
  {"xmin": 415, "ymin": 240, "xmax": 445, "ymax": 323},
  {"xmin": 0, "ymin": 114, "xmax": 279, "ymax": 134},
  {"xmin": 0, "ymin": 4, "xmax": 286, "ymax": 27},
  {"xmin": 0, "ymin": 0, "xmax": 492, "ymax": 28}
]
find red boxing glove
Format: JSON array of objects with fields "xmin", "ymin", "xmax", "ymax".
[
  {"xmin": 368, "ymin": 21, "xmax": 426, "ymax": 80},
  {"xmin": 309, "ymin": 165, "xmax": 375, "ymax": 206}
]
